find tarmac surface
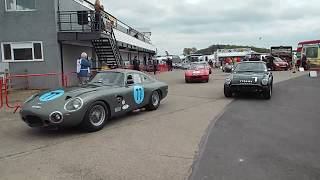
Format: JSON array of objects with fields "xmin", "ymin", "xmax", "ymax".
[
  {"xmin": 0, "ymin": 69, "xmax": 308, "ymax": 180},
  {"xmin": 190, "ymin": 75, "xmax": 320, "ymax": 180}
]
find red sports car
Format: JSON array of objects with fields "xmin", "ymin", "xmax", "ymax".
[
  {"xmin": 185, "ymin": 64, "xmax": 210, "ymax": 83},
  {"xmin": 264, "ymin": 56, "xmax": 289, "ymax": 71},
  {"xmin": 273, "ymin": 57, "xmax": 289, "ymax": 71}
]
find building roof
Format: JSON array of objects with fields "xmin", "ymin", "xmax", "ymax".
[{"xmin": 114, "ymin": 30, "xmax": 156, "ymax": 52}]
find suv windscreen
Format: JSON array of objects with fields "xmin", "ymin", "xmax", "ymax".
[{"xmin": 235, "ymin": 63, "xmax": 267, "ymax": 72}]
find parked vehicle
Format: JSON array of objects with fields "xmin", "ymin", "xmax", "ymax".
[
  {"xmin": 297, "ymin": 40, "xmax": 320, "ymax": 69},
  {"xmin": 263, "ymin": 56, "xmax": 289, "ymax": 71}
]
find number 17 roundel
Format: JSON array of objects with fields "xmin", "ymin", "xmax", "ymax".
[{"xmin": 133, "ymin": 85, "xmax": 145, "ymax": 104}]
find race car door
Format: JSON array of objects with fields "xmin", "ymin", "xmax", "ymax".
[{"xmin": 123, "ymin": 73, "xmax": 148, "ymax": 110}]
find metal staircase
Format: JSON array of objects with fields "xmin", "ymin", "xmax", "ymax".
[{"xmin": 92, "ymin": 28, "xmax": 123, "ymax": 69}]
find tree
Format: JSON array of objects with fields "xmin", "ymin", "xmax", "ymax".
[
  {"xmin": 183, "ymin": 47, "xmax": 198, "ymax": 55},
  {"xmin": 191, "ymin": 47, "xmax": 197, "ymax": 54}
]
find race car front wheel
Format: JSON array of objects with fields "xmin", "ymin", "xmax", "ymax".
[
  {"xmin": 80, "ymin": 101, "xmax": 109, "ymax": 132},
  {"xmin": 224, "ymin": 86, "xmax": 232, "ymax": 98},
  {"xmin": 147, "ymin": 91, "xmax": 160, "ymax": 111},
  {"xmin": 263, "ymin": 86, "xmax": 272, "ymax": 100}
]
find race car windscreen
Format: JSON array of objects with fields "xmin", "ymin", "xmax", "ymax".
[
  {"xmin": 189, "ymin": 64, "xmax": 206, "ymax": 70},
  {"xmin": 90, "ymin": 72, "xmax": 125, "ymax": 86},
  {"xmin": 235, "ymin": 63, "xmax": 267, "ymax": 72},
  {"xmin": 274, "ymin": 57, "xmax": 284, "ymax": 62}
]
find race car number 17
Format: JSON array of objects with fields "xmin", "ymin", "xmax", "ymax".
[{"xmin": 133, "ymin": 85, "xmax": 144, "ymax": 104}]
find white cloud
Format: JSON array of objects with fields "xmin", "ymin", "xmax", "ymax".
[{"xmin": 102, "ymin": 0, "xmax": 320, "ymax": 55}]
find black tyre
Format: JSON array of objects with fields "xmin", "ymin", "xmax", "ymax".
[
  {"xmin": 263, "ymin": 85, "xmax": 272, "ymax": 100},
  {"xmin": 146, "ymin": 91, "xmax": 161, "ymax": 111},
  {"xmin": 80, "ymin": 101, "xmax": 108, "ymax": 132},
  {"xmin": 224, "ymin": 86, "xmax": 232, "ymax": 98},
  {"xmin": 185, "ymin": 79, "xmax": 189, "ymax": 83}
]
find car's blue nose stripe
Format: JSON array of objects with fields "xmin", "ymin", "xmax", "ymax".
[{"xmin": 39, "ymin": 90, "xmax": 65, "ymax": 102}]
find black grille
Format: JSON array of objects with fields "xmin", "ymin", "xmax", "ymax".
[
  {"xmin": 231, "ymin": 85, "xmax": 262, "ymax": 92},
  {"xmin": 23, "ymin": 116, "xmax": 44, "ymax": 127}
]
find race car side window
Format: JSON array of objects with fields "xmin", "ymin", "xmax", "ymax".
[
  {"xmin": 141, "ymin": 74, "xmax": 151, "ymax": 83},
  {"xmin": 133, "ymin": 73, "xmax": 142, "ymax": 84}
]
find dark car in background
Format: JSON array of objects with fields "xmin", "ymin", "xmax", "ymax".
[{"xmin": 224, "ymin": 61, "xmax": 273, "ymax": 99}]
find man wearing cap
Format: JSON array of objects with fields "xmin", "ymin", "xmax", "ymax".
[{"xmin": 77, "ymin": 52, "xmax": 91, "ymax": 85}]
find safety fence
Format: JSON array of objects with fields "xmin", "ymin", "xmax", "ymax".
[
  {"xmin": 0, "ymin": 73, "xmax": 68, "ymax": 113},
  {"xmin": 125, "ymin": 64, "xmax": 169, "ymax": 73}
]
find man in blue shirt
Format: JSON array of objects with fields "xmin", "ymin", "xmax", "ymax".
[{"xmin": 77, "ymin": 52, "xmax": 91, "ymax": 85}]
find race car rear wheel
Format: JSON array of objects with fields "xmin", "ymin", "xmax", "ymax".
[
  {"xmin": 147, "ymin": 91, "xmax": 160, "ymax": 111},
  {"xmin": 80, "ymin": 101, "xmax": 108, "ymax": 132}
]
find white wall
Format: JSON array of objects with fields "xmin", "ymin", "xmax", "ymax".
[{"xmin": 0, "ymin": 62, "xmax": 9, "ymax": 73}]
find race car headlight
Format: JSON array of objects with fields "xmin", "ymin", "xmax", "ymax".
[
  {"xmin": 64, "ymin": 97, "xmax": 83, "ymax": 112},
  {"xmin": 225, "ymin": 78, "xmax": 232, "ymax": 85},
  {"xmin": 262, "ymin": 78, "xmax": 269, "ymax": 86}
]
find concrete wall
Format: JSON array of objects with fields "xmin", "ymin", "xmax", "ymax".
[{"xmin": 0, "ymin": 0, "xmax": 61, "ymax": 89}]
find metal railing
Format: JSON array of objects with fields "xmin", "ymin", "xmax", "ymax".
[
  {"xmin": 58, "ymin": 0, "xmax": 152, "ymax": 44},
  {"xmin": 58, "ymin": 11, "xmax": 105, "ymax": 32}
]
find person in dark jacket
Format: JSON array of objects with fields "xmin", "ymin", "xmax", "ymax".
[
  {"xmin": 77, "ymin": 52, "xmax": 91, "ymax": 85},
  {"xmin": 153, "ymin": 58, "xmax": 158, "ymax": 75},
  {"xmin": 301, "ymin": 53, "xmax": 308, "ymax": 70},
  {"xmin": 143, "ymin": 56, "xmax": 147, "ymax": 71},
  {"xmin": 133, "ymin": 56, "xmax": 140, "ymax": 71}
]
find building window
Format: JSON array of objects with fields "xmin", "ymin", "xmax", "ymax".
[
  {"xmin": 5, "ymin": 0, "xmax": 36, "ymax": 11},
  {"xmin": 1, "ymin": 42, "xmax": 43, "ymax": 62}
]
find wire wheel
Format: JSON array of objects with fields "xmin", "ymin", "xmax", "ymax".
[
  {"xmin": 152, "ymin": 91, "xmax": 160, "ymax": 107},
  {"xmin": 89, "ymin": 105, "xmax": 106, "ymax": 127}
]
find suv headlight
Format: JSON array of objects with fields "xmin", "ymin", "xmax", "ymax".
[
  {"xmin": 225, "ymin": 78, "xmax": 232, "ymax": 85},
  {"xmin": 64, "ymin": 97, "xmax": 83, "ymax": 112},
  {"xmin": 262, "ymin": 78, "xmax": 269, "ymax": 86}
]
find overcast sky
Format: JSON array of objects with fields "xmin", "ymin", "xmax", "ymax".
[{"xmin": 102, "ymin": 0, "xmax": 320, "ymax": 55}]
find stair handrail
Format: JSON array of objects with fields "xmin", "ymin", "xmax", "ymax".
[{"xmin": 110, "ymin": 27, "xmax": 123, "ymax": 68}]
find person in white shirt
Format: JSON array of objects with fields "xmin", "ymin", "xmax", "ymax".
[{"xmin": 76, "ymin": 52, "xmax": 91, "ymax": 85}]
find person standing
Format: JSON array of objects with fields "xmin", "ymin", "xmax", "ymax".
[
  {"xmin": 292, "ymin": 53, "xmax": 297, "ymax": 73},
  {"xmin": 153, "ymin": 58, "xmax": 158, "ymax": 75},
  {"xmin": 77, "ymin": 52, "xmax": 91, "ymax": 86},
  {"xmin": 208, "ymin": 60, "xmax": 213, "ymax": 68},
  {"xmin": 94, "ymin": 0, "xmax": 105, "ymax": 31},
  {"xmin": 133, "ymin": 56, "xmax": 140, "ymax": 71},
  {"xmin": 143, "ymin": 56, "xmax": 147, "ymax": 71},
  {"xmin": 301, "ymin": 53, "xmax": 308, "ymax": 70}
]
